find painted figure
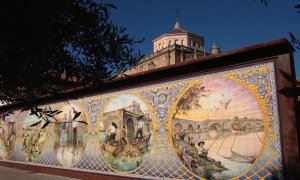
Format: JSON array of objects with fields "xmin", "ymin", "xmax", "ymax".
[
  {"xmin": 198, "ymin": 141, "xmax": 208, "ymax": 159},
  {"xmin": 107, "ymin": 122, "xmax": 117, "ymax": 144},
  {"xmin": 72, "ymin": 120, "xmax": 78, "ymax": 153},
  {"xmin": 7, "ymin": 118, "xmax": 15, "ymax": 141},
  {"xmin": 178, "ymin": 132, "xmax": 193, "ymax": 169},
  {"xmin": 59, "ymin": 114, "xmax": 68, "ymax": 147},
  {"xmin": 183, "ymin": 144, "xmax": 193, "ymax": 169},
  {"xmin": 0, "ymin": 121, "xmax": 6, "ymax": 158},
  {"xmin": 187, "ymin": 133, "xmax": 194, "ymax": 145},
  {"xmin": 135, "ymin": 119, "xmax": 144, "ymax": 140},
  {"xmin": 53, "ymin": 105, "xmax": 88, "ymax": 167},
  {"xmin": 0, "ymin": 118, "xmax": 16, "ymax": 159},
  {"xmin": 120, "ymin": 126, "xmax": 127, "ymax": 145}
]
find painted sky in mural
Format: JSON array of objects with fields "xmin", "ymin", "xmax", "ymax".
[
  {"xmin": 176, "ymin": 77, "xmax": 262, "ymax": 121},
  {"xmin": 104, "ymin": 94, "xmax": 148, "ymax": 113}
]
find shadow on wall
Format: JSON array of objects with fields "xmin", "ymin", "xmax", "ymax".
[{"xmin": 278, "ymin": 71, "xmax": 300, "ymax": 179}]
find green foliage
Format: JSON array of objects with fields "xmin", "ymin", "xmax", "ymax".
[
  {"xmin": 259, "ymin": 0, "xmax": 268, "ymax": 6},
  {"xmin": 0, "ymin": 0, "xmax": 144, "ymax": 127},
  {"xmin": 295, "ymin": 4, "xmax": 300, "ymax": 13},
  {"xmin": 0, "ymin": 0, "xmax": 143, "ymax": 107},
  {"xmin": 289, "ymin": 32, "xmax": 300, "ymax": 50},
  {"xmin": 30, "ymin": 120, "xmax": 42, "ymax": 127},
  {"xmin": 41, "ymin": 121, "xmax": 50, "ymax": 129}
]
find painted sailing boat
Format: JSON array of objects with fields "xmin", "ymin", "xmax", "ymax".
[
  {"xmin": 222, "ymin": 150, "xmax": 255, "ymax": 163},
  {"xmin": 218, "ymin": 134, "xmax": 256, "ymax": 163}
]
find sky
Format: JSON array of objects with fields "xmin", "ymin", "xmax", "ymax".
[
  {"xmin": 105, "ymin": 0, "xmax": 300, "ymax": 77},
  {"xmin": 175, "ymin": 77, "xmax": 263, "ymax": 121}
]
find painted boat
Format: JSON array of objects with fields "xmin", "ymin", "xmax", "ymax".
[
  {"xmin": 221, "ymin": 150, "xmax": 255, "ymax": 163},
  {"xmin": 129, "ymin": 135, "xmax": 151, "ymax": 152},
  {"xmin": 104, "ymin": 143, "xmax": 125, "ymax": 155},
  {"xmin": 104, "ymin": 134, "xmax": 151, "ymax": 155}
]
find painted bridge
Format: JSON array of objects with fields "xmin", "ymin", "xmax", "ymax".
[{"xmin": 172, "ymin": 118, "xmax": 264, "ymax": 139}]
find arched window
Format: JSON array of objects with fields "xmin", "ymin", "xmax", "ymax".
[
  {"xmin": 173, "ymin": 123, "xmax": 183, "ymax": 134},
  {"xmin": 126, "ymin": 118, "xmax": 134, "ymax": 139},
  {"xmin": 188, "ymin": 124, "xmax": 193, "ymax": 133},
  {"xmin": 197, "ymin": 125, "xmax": 200, "ymax": 133}
]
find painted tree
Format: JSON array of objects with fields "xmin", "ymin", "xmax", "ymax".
[{"xmin": 174, "ymin": 83, "xmax": 209, "ymax": 117}]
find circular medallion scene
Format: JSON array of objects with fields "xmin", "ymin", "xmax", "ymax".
[
  {"xmin": 172, "ymin": 77, "xmax": 264, "ymax": 179},
  {"xmin": 0, "ymin": 115, "xmax": 16, "ymax": 159},
  {"xmin": 99, "ymin": 94, "xmax": 153, "ymax": 172},
  {"xmin": 21, "ymin": 114, "xmax": 47, "ymax": 162},
  {"xmin": 53, "ymin": 104, "xmax": 88, "ymax": 167}
]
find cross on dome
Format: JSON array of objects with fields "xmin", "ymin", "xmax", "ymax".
[{"xmin": 174, "ymin": 9, "xmax": 181, "ymax": 29}]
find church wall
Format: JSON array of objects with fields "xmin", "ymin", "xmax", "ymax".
[
  {"xmin": 153, "ymin": 34, "xmax": 204, "ymax": 53},
  {"xmin": 170, "ymin": 50, "xmax": 177, "ymax": 65},
  {"xmin": 153, "ymin": 34, "xmax": 187, "ymax": 52}
]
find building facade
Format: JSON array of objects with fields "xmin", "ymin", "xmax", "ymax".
[
  {"xmin": 102, "ymin": 101, "xmax": 151, "ymax": 139},
  {"xmin": 125, "ymin": 18, "xmax": 220, "ymax": 75}
]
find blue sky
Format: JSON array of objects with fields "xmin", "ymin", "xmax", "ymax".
[{"xmin": 107, "ymin": 0, "xmax": 300, "ymax": 77}]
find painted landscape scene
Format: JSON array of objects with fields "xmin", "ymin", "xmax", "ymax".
[
  {"xmin": 0, "ymin": 116, "xmax": 16, "ymax": 159},
  {"xmin": 21, "ymin": 114, "xmax": 46, "ymax": 162},
  {"xmin": 99, "ymin": 94, "xmax": 152, "ymax": 172},
  {"xmin": 172, "ymin": 77, "xmax": 264, "ymax": 179},
  {"xmin": 53, "ymin": 104, "xmax": 88, "ymax": 167}
]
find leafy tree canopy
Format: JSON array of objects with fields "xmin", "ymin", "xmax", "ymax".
[{"xmin": 0, "ymin": 0, "xmax": 143, "ymax": 108}]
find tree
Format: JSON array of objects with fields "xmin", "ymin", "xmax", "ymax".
[
  {"xmin": 290, "ymin": 4, "xmax": 300, "ymax": 50},
  {"xmin": 0, "ymin": 0, "xmax": 144, "ymax": 126}
]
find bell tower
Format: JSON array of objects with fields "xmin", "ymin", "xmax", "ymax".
[{"xmin": 152, "ymin": 12, "xmax": 204, "ymax": 53}]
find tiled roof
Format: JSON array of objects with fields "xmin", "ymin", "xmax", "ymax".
[{"xmin": 166, "ymin": 27, "xmax": 188, "ymax": 34}]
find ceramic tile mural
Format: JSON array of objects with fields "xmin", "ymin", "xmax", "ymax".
[
  {"xmin": 53, "ymin": 104, "xmax": 88, "ymax": 168},
  {"xmin": 0, "ymin": 115, "xmax": 16, "ymax": 159},
  {"xmin": 0, "ymin": 62, "xmax": 282, "ymax": 179},
  {"xmin": 21, "ymin": 113, "xmax": 47, "ymax": 162}
]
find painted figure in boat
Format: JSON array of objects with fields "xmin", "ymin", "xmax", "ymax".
[{"xmin": 99, "ymin": 94, "xmax": 153, "ymax": 172}]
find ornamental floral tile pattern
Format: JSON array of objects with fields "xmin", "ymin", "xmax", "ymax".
[{"xmin": 0, "ymin": 62, "xmax": 282, "ymax": 179}]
